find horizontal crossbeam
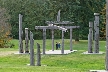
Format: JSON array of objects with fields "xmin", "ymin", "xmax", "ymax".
[
  {"xmin": 35, "ymin": 26, "xmax": 79, "ymax": 29},
  {"xmin": 46, "ymin": 21, "xmax": 74, "ymax": 24},
  {"xmin": 35, "ymin": 26, "xmax": 67, "ymax": 31}
]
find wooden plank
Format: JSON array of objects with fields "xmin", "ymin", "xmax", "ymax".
[
  {"xmin": 62, "ymin": 26, "xmax": 80, "ymax": 29},
  {"xmin": 35, "ymin": 26, "xmax": 67, "ymax": 31}
]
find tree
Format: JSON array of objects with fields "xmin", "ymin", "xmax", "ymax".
[
  {"xmin": 0, "ymin": 6, "xmax": 11, "ymax": 47},
  {"xmin": 0, "ymin": 0, "xmax": 106, "ymax": 40},
  {"xmin": 100, "ymin": 4, "xmax": 106, "ymax": 40}
]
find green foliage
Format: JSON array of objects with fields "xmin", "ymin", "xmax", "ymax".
[
  {"xmin": 0, "ymin": 0, "xmax": 106, "ymax": 40},
  {"xmin": 100, "ymin": 4, "xmax": 106, "ymax": 39},
  {"xmin": 0, "ymin": 6, "xmax": 12, "ymax": 48}
]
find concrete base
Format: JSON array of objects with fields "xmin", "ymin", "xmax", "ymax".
[
  {"xmin": 83, "ymin": 51, "xmax": 104, "ymax": 54},
  {"xmin": 41, "ymin": 50, "xmax": 77, "ymax": 55},
  {"xmin": 14, "ymin": 52, "xmax": 30, "ymax": 55},
  {"xmin": 27, "ymin": 64, "xmax": 47, "ymax": 66},
  {"xmin": 90, "ymin": 70, "xmax": 108, "ymax": 72}
]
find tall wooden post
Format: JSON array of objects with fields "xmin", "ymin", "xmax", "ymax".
[
  {"xmin": 106, "ymin": 0, "xmax": 108, "ymax": 70},
  {"xmin": 52, "ymin": 29, "xmax": 54, "ymax": 51},
  {"xmin": 70, "ymin": 29, "xmax": 73, "ymax": 51},
  {"xmin": 43, "ymin": 29, "xmax": 46, "ymax": 54},
  {"xmin": 61, "ymin": 30, "xmax": 64, "ymax": 54},
  {"xmin": 94, "ymin": 13, "xmax": 100, "ymax": 53},
  {"xmin": 36, "ymin": 43, "xmax": 41, "ymax": 66},
  {"xmin": 30, "ymin": 31, "xmax": 35, "ymax": 66},
  {"xmin": 88, "ymin": 22, "xmax": 93, "ymax": 53},
  {"xmin": 57, "ymin": 10, "xmax": 60, "ymax": 22},
  {"xmin": 19, "ymin": 14, "xmax": 23, "ymax": 53},
  {"xmin": 25, "ymin": 28, "xmax": 29, "ymax": 53}
]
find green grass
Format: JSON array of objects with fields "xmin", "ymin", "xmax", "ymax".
[{"xmin": 0, "ymin": 39, "xmax": 107, "ymax": 72}]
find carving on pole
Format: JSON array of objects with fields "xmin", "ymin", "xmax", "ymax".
[
  {"xmin": 25, "ymin": 28, "xmax": 29, "ymax": 53},
  {"xmin": 88, "ymin": 22, "xmax": 93, "ymax": 53},
  {"xmin": 94, "ymin": 13, "xmax": 100, "ymax": 53},
  {"xmin": 19, "ymin": 14, "xmax": 23, "ymax": 53},
  {"xmin": 30, "ymin": 31, "xmax": 35, "ymax": 66},
  {"xmin": 36, "ymin": 43, "xmax": 41, "ymax": 66}
]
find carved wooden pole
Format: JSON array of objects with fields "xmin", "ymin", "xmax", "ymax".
[
  {"xmin": 70, "ymin": 29, "xmax": 73, "ymax": 51},
  {"xmin": 19, "ymin": 14, "xmax": 23, "ymax": 53},
  {"xmin": 88, "ymin": 22, "xmax": 93, "ymax": 53},
  {"xmin": 57, "ymin": 10, "xmax": 60, "ymax": 22},
  {"xmin": 106, "ymin": 0, "xmax": 108, "ymax": 70},
  {"xmin": 94, "ymin": 13, "xmax": 100, "ymax": 53},
  {"xmin": 43, "ymin": 29, "xmax": 46, "ymax": 54},
  {"xmin": 36, "ymin": 43, "xmax": 41, "ymax": 66},
  {"xmin": 61, "ymin": 30, "xmax": 64, "ymax": 54},
  {"xmin": 30, "ymin": 31, "xmax": 35, "ymax": 66},
  {"xmin": 52, "ymin": 29, "xmax": 54, "ymax": 51},
  {"xmin": 25, "ymin": 28, "xmax": 29, "ymax": 53}
]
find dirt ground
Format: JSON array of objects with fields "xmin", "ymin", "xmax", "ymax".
[{"xmin": 0, "ymin": 51, "xmax": 17, "ymax": 57}]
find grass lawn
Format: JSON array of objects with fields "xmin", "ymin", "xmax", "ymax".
[{"xmin": 0, "ymin": 39, "xmax": 106, "ymax": 72}]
